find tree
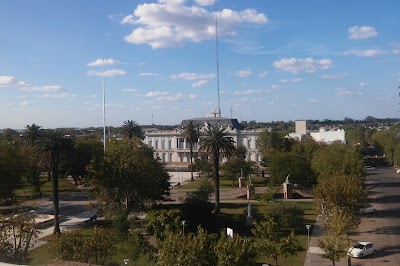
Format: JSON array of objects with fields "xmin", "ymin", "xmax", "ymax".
[
  {"xmin": 34, "ymin": 129, "xmax": 74, "ymax": 234},
  {"xmin": 314, "ymin": 174, "xmax": 367, "ymax": 228},
  {"xmin": 127, "ymin": 229, "xmax": 152, "ymax": 266},
  {"xmin": 122, "ymin": 120, "xmax": 144, "ymax": 139},
  {"xmin": 257, "ymin": 128, "xmax": 291, "ymax": 165},
  {"xmin": 50, "ymin": 227, "xmax": 115, "ymax": 264},
  {"xmin": 221, "ymin": 157, "xmax": 256, "ymax": 187},
  {"xmin": 0, "ymin": 141, "xmax": 26, "ymax": 203},
  {"xmin": 318, "ymin": 210, "xmax": 352, "ymax": 266},
  {"xmin": 311, "ymin": 143, "xmax": 365, "ymax": 178},
  {"xmin": 263, "ymin": 202, "xmax": 304, "ymax": 229},
  {"xmin": 21, "ymin": 123, "xmax": 42, "ymax": 145},
  {"xmin": 0, "ymin": 214, "xmax": 40, "ymax": 263},
  {"xmin": 192, "ymin": 158, "xmax": 213, "ymax": 178},
  {"xmin": 145, "ymin": 209, "xmax": 182, "ymax": 240},
  {"xmin": 199, "ymin": 125, "xmax": 235, "ymax": 214},
  {"xmin": 268, "ymin": 151, "xmax": 314, "ymax": 186},
  {"xmin": 21, "ymin": 124, "xmax": 43, "ymax": 196},
  {"xmin": 181, "ymin": 120, "xmax": 200, "ymax": 181},
  {"xmin": 215, "ymin": 233, "xmax": 257, "ymax": 266},
  {"xmin": 156, "ymin": 227, "xmax": 216, "ymax": 266},
  {"xmin": 252, "ymin": 217, "xmax": 300, "ymax": 266},
  {"xmin": 88, "ymin": 138, "xmax": 170, "ymax": 216},
  {"xmin": 66, "ymin": 138, "xmax": 103, "ymax": 186}
]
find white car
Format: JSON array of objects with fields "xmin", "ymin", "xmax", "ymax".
[
  {"xmin": 348, "ymin": 242, "xmax": 376, "ymax": 258},
  {"xmin": 396, "ymin": 169, "xmax": 400, "ymax": 174},
  {"xmin": 365, "ymin": 166, "xmax": 376, "ymax": 171},
  {"xmin": 359, "ymin": 204, "xmax": 376, "ymax": 214}
]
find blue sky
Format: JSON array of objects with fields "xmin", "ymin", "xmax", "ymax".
[{"xmin": 0, "ymin": 0, "xmax": 399, "ymax": 129}]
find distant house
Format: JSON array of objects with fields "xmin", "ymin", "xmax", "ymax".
[{"xmin": 288, "ymin": 120, "xmax": 345, "ymax": 144}]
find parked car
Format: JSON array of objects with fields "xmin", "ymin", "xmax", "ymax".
[
  {"xmin": 348, "ymin": 242, "xmax": 376, "ymax": 258},
  {"xmin": 396, "ymin": 169, "xmax": 400, "ymax": 174},
  {"xmin": 365, "ymin": 166, "xmax": 376, "ymax": 171},
  {"xmin": 359, "ymin": 204, "xmax": 376, "ymax": 214}
]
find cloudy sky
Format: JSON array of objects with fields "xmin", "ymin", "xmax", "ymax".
[{"xmin": 0, "ymin": 0, "xmax": 399, "ymax": 129}]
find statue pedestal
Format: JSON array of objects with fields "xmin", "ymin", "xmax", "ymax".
[
  {"xmin": 247, "ymin": 185, "xmax": 255, "ymax": 200},
  {"xmin": 283, "ymin": 182, "xmax": 293, "ymax": 199},
  {"xmin": 238, "ymin": 177, "xmax": 245, "ymax": 188}
]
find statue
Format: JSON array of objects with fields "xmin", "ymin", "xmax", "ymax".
[{"xmin": 285, "ymin": 174, "xmax": 291, "ymax": 184}]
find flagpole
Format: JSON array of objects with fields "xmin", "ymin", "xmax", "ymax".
[{"xmin": 102, "ymin": 58, "xmax": 106, "ymax": 152}]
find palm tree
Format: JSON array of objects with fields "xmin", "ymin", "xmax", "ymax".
[
  {"xmin": 35, "ymin": 129, "xmax": 74, "ymax": 234},
  {"xmin": 22, "ymin": 123, "xmax": 42, "ymax": 145},
  {"xmin": 122, "ymin": 120, "xmax": 144, "ymax": 139},
  {"xmin": 181, "ymin": 121, "xmax": 200, "ymax": 181},
  {"xmin": 199, "ymin": 125, "xmax": 235, "ymax": 214}
]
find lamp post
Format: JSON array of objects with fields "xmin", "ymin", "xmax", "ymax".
[
  {"xmin": 182, "ymin": 220, "xmax": 186, "ymax": 235},
  {"xmin": 306, "ymin": 224, "xmax": 311, "ymax": 262}
]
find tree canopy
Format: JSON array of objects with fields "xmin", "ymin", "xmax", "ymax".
[{"xmin": 88, "ymin": 138, "xmax": 170, "ymax": 215}]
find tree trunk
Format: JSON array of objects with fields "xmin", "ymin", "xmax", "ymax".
[
  {"xmin": 190, "ymin": 145, "xmax": 194, "ymax": 181},
  {"xmin": 52, "ymin": 159, "xmax": 61, "ymax": 234},
  {"xmin": 213, "ymin": 154, "xmax": 220, "ymax": 214}
]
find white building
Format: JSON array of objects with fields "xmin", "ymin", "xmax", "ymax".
[
  {"xmin": 144, "ymin": 116, "xmax": 263, "ymax": 165},
  {"xmin": 288, "ymin": 120, "xmax": 346, "ymax": 144}
]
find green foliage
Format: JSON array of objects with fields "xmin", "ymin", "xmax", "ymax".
[
  {"xmin": 123, "ymin": 120, "xmax": 144, "ymax": 139},
  {"xmin": 0, "ymin": 214, "xmax": 40, "ymax": 263},
  {"xmin": 182, "ymin": 120, "xmax": 201, "ymax": 181},
  {"xmin": 88, "ymin": 138, "xmax": 170, "ymax": 215},
  {"xmin": 0, "ymin": 141, "xmax": 26, "ymax": 202},
  {"xmin": 156, "ymin": 227, "xmax": 216, "ymax": 266},
  {"xmin": 50, "ymin": 227, "xmax": 115, "ymax": 265},
  {"xmin": 192, "ymin": 159, "xmax": 213, "ymax": 178},
  {"xmin": 215, "ymin": 233, "xmax": 257, "ymax": 266},
  {"xmin": 145, "ymin": 209, "xmax": 182, "ymax": 240},
  {"xmin": 252, "ymin": 217, "xmax": 300, "ymax": 266},
  {"xmin": 311, "ymin": 144, "xmax": 365, "ymax": 178},
  {"xmin": 318, "ymin": 210, "xmax": 352, "ymax": 264},
  {"xmin": 221, "ymin": 156, "xmax": 257, "ymax": 187},
  {"xmin": 263, "ymin": 203, "xmax": 305, "ymax": 229},
  {"xmin": 257, "ymin": 128, "xmax": 293, "ymax": 165},
  {"xmin": 314, "ymin": 174, "xmax": 366, "ymax": 228},
  {"xmin": 199, "ymin": 125, "xmax": 236, "ymax": 214},
  {"xmin": 183, "ymin": 179, "xmax": 214, "ymax": 227},
  {"xmin": 268, "ymin": 151, "xmax": 314, "ymax": 186},
  {"xmin": 126, "ymin": 229, "xmax": 153, "ymax": 264},
  {"xmin": 113, "ymin": 212, "xmax": 130, "ymax": 246}
]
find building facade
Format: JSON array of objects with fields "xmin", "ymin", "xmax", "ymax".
[{"xmin": 144, "ymin": 116, "xmax": 263, "ymax": 164}]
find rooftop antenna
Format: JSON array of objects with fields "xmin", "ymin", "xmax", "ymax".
[
  {"xmin": 102, "ymin": 58, "xmax": 106, "ymax": 152},
  {"xmin": 215, "ymin": 0, "xmax": 221, "ymax": 117},
  {"xmin": 152, "ymin": 112, "xmax": 154, "ymax": 125}
]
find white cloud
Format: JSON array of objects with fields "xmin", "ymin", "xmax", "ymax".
[
  {"xmin": 320, "ymin": 73, "xmax": 347, "ymax": 80},
  {"xmin": 280, "ymin": 78, "xmax": 302, "ymax": 83},
  {"xmin": 272, "ymin": 58, "xmax": 333, "ymax": 73},
  {"xmin": 234, "ymin": 89, "xmax": 268, "ymax": 95},
  {"xmin": 122, "ymin": 1, "xmax": 267, "ymax": 49},
  {"xmin": 20, "ymin": 101, "xmax": 31, "ymax": 107},
  {"xmin": 360, "ymin": 82, "xmax": 368, "ymax": 87},
  {"xmin": 188, "ymin": 94, "xmax": 197, "ymax": 99},
  {"xmin": 145, "ymin": 91, "xmax": 168, "ymax": 97},
  {"xmin": 194, "ymin": 0, "xmax": 215, "ymax": 6},
  {"xmin": 0, "ymin": 75, "xmax": 28, "ymax": 88},
  {"xmin": 105, "ymin": 104, "xmax": 126, "ymax": 109},
  {"xmin": 193, "ymin": 80, "xmax": 208, "ymax": 88},
  {"xmin": 87, "ymin": 58, "xmax": 121, "ymax": 67},
  {"xmin": 336, "ymin": 88, "xmax": 363, "ymax": 96},
  {"xmin": 158, "ymin": 93, "xmax": 184, "ymax": 101},
  {"xmin": 87, "ymin": 69, "xmax": 126, "ymax": 77},
  {"xmin": 348, "ymin": 26, "xmax": 378, "ymax": 40},
  {"xmin": 271, "ymin": 84, "xmax": 281, "ymax": 90},
  {"xmin": 234, "ymin": 70, "xmax": 252, "ymax": 78},
  {"xmin": 23, "ymin": 85, "xmax": 62, "ymax": 92},
  {"xmin": 309, "ymin": 98, "xmax": 319, "ymax": 103},
  {"xmin": 258, "ymin": 71, "xmax": 268, "ymax": 77},
  {"xmin": 138, "ymin": 72, "xmax": 160, "ymax": 76},
  {"xmin": 40, "ymin": 92, "xmax": 68, "ymax": 98},
  {"xmin": 171, "ymin": 72, "xmax": 215, "ymax": 80},
  {"xmin": 121, "ymin": 88, "xmax": 137, "ymax": 92},
  {"xmin": 344, "ymin": 49, "xmax": 387, "ymax": 57},
  {"xmin": 393, "ymin": 49, "xmax": 400, "ymax": 54}
]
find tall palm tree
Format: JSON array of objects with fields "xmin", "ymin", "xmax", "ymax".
[
  {"xmin": 199, "ymin": 125, "xmax": 235, "ymax": 214},
  {"xmin": 181, "ymin": 121, "xmax": 200, "ymax": 181},
  {"xmin": 35, "ymin": 129, "xmax": 74, "ymax": 234},
  {"xmin": 22, "ymin": 123, "xmax": 42, "ymax": 145},
  {"xmin": 122, "ymin": 120, "xmax": 144, "ymax": 139}
]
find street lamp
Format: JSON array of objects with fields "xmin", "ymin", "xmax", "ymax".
[
  {"xmin": 182, "ymin": 220, "xmax": 186, "ymax": 235},
  {"xmin": 306, "ymin": 224, "xmax": 311, "ymax": 262}
]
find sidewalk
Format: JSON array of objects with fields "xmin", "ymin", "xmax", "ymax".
[{"xmin": 304, "ymin": 223, "xmax": 351, "ymax": 266}]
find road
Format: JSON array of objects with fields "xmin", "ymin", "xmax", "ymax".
[{"xmin": 305, "ymin": 167, "xmax": 400, "ymax": 266}]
